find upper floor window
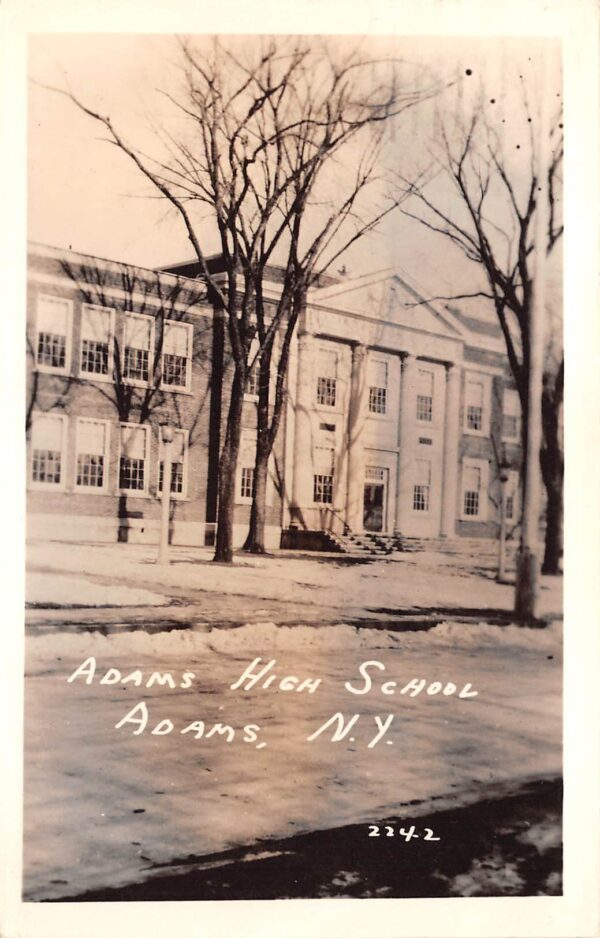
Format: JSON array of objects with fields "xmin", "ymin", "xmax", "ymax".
[
  {"xmin": 30, "ymin": 413, "xmax": 67, "ymax": 489},
  {"xmin": 502, "ymin": 388, "xmax": 521, "ymax": 442},
  {"xmin": 368, "ymin": 358, "xmax": 388, "ymax": 415},
  {"xmin": 76, "ymin": 418, "xmax": 110, "ymax": 491},
  {"xmin": 80, "ymin": 304, "xmax": 114, "ymax": 379},
  {"xmin": 316, "ymin": 348, "xmax": 338, "ymax": 408},
  {"xmin": 35, "ymin": 295, "xmax": 72, "ymax": 373},
  {"xmin": 158, "ymin": 428, "xmax": 188, "ymax": 498},
  {"xmin": 161, "ymin": 320, "xmax": 192, "ymax": 391},
  {"xmin": 416, "ymin": 368, "xmax": 433, "ymax": 422},
  {"xmin": 118, "ymin": 423, "xmax": 150, "ymax": 493},
  {"xmin": 123, "ymin": 314, "xmax": 153, "ymax": 385},
  {"xmin": 464, "ymin": 378, "xmax": 484, "ymax": 432},
  {"xmin": 245, "ymin": 338, "xmax": 260, "ymax": 398},
  {"xmin": 413, "ymin": 458, "xmax": 431, "ymax": 512}
]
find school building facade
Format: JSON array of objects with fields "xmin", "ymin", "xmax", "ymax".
[{"xmin": 26, "ymin": 243, "xmax": 522, "ymax": 550}]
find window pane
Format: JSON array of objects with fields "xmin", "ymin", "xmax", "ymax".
[
  {"xmin": 163, "ymin": 321, "xmax": 189, "ymax": 355},
  {"xmin": 313, "ymin": 474, "xmax": 333, "ymax": 504},
  {"xmin": 369, "ymin": 386, "xmax": 387, "ymax": 414},
  {"xmin": 38, "ymin": 296, "xmax": 68, "ymax": 333},
  {"xmin": 317, "ymin": 376, "xmax": 337, "ymax": 407},
  {"xmin": 368, "ymin": 358, "xmax": 387, "ymax": 387},
  {"xmin": 125, "ymin": 316, "xmax": 152, "ymax": 349},
  {"xmin": 416, "ymin": 394, "xmax": 432, "ymax": 421},
  {"xmin": 317, "ymin": 348, "xmax": 337, "ymax": 378},
  {"xmin": 121, "ymin": 425, "xmax": 146, "ymax": 459},
  {"xmin": 37, "ymin": 332, "xmax": 66, "ymax": 369},
  {"xmin": 240, "ymin": 467, "xmax": 254, "ymax": 499},
  {"xmin": 162, "ymin": 353, "xmax": 187, "ymax": 386}
]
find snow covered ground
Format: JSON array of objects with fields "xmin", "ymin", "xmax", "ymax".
[
  {"xmin": 23, "ymin": 618, "xmax": 562, "ymax": 900},
  {"xmin": 26, "ymin": 540, "xmax": 562, "ymax": 619}
]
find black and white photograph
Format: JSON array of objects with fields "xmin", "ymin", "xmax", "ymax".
[{"xmin": 2, "ymin": 1, "xmax": 599, "ymax": 936}]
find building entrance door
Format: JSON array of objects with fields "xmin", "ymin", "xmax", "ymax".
[{"xmin": 363, "ymin": 467, "xmax": 387, "ymax": 532}]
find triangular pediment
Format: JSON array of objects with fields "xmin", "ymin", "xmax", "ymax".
[{"xmin": 309, "ymin": 269, "xmax": 466, "ymax": 341}]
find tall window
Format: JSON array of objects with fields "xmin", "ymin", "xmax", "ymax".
[
  {"xmin": 123, "ymin": 314, "xmax": 152, "ymax": 384},
  {"xmin": 80, "ymin": 305, "xmax": 113, "ymax": 378},
  {"xmin": 502, "ymin": 389, "xmax": 521, "ymax": 441},
  {"xmin": 416, "ymin": 369, "xmax": 433, "ymax": 422},
  {"xmin": 36, "ymin": 295, "xmax": 71, "ymax": 372},
  {"xmin": 505, "ymin": 470, "xmax": 519, "ymax": 521},
  {"xmin": 368, "ymin": 358, "xmax": 388, "ymax": 415},
  {"xmin": 316, "ymin": 348, "xmax": 338, "ymax": 408},
  {"xmin": 240, "ymin": 466, "xmax": 254, "ymax": 499},
  {"xmin": 158, "ymin": 428, "xmax": 188, "ymax": 497},
  {"xmin": 30, "ymin": 414, "xmax": 66, "ymax": 487},
  {"xmin": 76, "ymin": 419, "xmax": 109, "ymax": 490},
  {"xmin": 413, "ymin": 459, "xmax": 431, "ymax": 511},
  {"xmin": 119, "ymin": 424, "xmax": 149, "ymax": 493},
  {"xmin": 465, "ymin": 378, "xmax": 484, "ymax": 432},
  {"xmin": 313, "ymin": 444, "xmax": 334, "ymax": 504},
  {"xmin": 161, "ymin": 321, "xmax": 192, "ymax": 391},
  {"xmin": 245, "ymin": 338, "xmax": 260, "ymax": 397}
]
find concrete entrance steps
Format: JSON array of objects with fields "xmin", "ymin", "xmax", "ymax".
[{"xmin": 326, "ymin": 531, "xmax": 404, "ymax": 557}]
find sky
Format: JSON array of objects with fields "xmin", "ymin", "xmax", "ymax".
[{"xmin": 28, "ymin": 34, "xmax": 562, "ymax": 319}]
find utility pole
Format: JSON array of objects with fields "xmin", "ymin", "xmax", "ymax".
[
  {"xmin": 515, "ymin": 48, "xmax": 550, "ymax": 624},
  {"xmin": 158, "ymin": 421, "xmax": 174, "ymax": 564}
]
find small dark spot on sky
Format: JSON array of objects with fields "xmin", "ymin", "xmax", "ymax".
[
  {"xmin": 465, "ymin": 68, "xmax": 472, "ymax": 76},
  {"xmin": 490, "ymin": 98, "xmax": 496, "ymax": 104},
  {"xmin": 559, "ymin": 123, "xmax": 563, "ymax": 128},
  {"xmin": 528, "ymin": 117, "xmax": 532, "ymax": 122},
  {"xmin": 516, "ymin": 144, "xmax": 521, "ymax": 149}
]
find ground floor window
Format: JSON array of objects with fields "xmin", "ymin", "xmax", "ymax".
[
  {"xmin": 30, "ymin": 413, "xmax": 67, "ymax": 488},
  {"xmin": 76, "ymin": 418, "xmax": 110, "ymax": 490},
  {"xmin": 413, "ymin": 459, "xmax": 431, "ymax": 512},
  {"xmin": 158, "ymin": 429, "xmax": 188, "ymax": 498},
  {"xmin": 314, "ymin": 473, "xmax": 334, "ymax": 504},
  {"xmin": 119, "ymin": 424, "xmax": 149, "ymax": 493},
  {"xmin": 461, "ymin": 458, "xmax": 489, "ymax": 520}
]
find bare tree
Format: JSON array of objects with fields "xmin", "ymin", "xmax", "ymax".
[
  {"xmin": 399, "ymin": 87, "xmax": 563, "ymax": 576},
  {"xmin": 42, "ymin": 36, "xmax": 442, "ymax": 562}
]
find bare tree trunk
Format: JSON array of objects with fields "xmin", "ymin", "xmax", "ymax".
[
  {"xmin": 243, "ymin": 344, "xmax": 272, "ymax": 553},
  {"xmin": 214, "ymin": 370, "xmax": 245, "ymax": 563},
  {"xmin": 244, "ymin": 442, "xmax": 270, "ymax": 553},
  {"xmin": 540, "ymin": 374, "xmax": 564, "ymax": 575}
]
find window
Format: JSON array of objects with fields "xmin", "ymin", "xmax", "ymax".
[
  {"xmin": 161, "ymin": 321, "xmax": 192, "ymax": 391},
  {"xmin": 461, "ymin": 459, "xmax": 489, "ymax": 520},
  {"xmin": 240, "ymin": 467, "xmax": 254, "ymax": 499},
  {"xmin": 119, "ymin": 424, "xmax": 149, "ymax": 493},
  {"xmin": 313, "ymin": 444, "xmax": 334, "ymax": 504},
  {"xmin": 30, "ymin": 413, "xmax": 67, "ymax": 488},
  {"xmin": 158, "ymin": 428, "xmax": 188, "ymax": 497},
  {"xmin": 502, "ymin": 389, "xmax": 521, "ymax": 441},
  {"xmin": 80, "ymin": 304, "xmax": 114, "ymax": 378},
  {"xmin": 245, "ymin": 338, "xmax": 260, "ymax": 397},
  {"xmin": 35, "ymin": 295, "xmax": 71, "ymax": 372},
  {"xmin": 416, "ymin": 369, "xmax": 433, "ymax": 422},
  {"xmin": 413, "ymin": 459, "xmax": 431, "ymax": 511},
  {"xmin": 123, "ymin": 314, "xmax": 153, "ymax": 384},
  {"xmin": 76, "ymin": 419, "xmax": 110, "ymax": 490},
  {"xmin": 368, "ymin": 358, "xmax": 388, "ymax": 415},
  {"xmin": 465, "ymin": 379, "xmax": 484, "ymax": 432},
  {"xmin": 504, "ymin": 470, "xmax": 519, "ymax": 521},
  {"xmin": 316, "ymin": 348, "xmax": 338, "ymax": 408}
]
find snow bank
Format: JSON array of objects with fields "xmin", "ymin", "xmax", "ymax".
[
  {"xmin": 26, "ymin": 618, "xmax": 561, "ymax": 671},
  {"xmin": 27, "ymin": 572, "xmax": 168, "ymax": 608}
]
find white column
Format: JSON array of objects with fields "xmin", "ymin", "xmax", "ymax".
[
  {"xmin": 394, "ymin": 353, "xmax": 417, "ymax": 533},
  {"xmin": 291, "ymin": 331, "xmax": 314, "ymax": 523},
  {"xmin": 440, "ymin": 362, "xmax": 461, "ymax": 537},
  {"xmin": 345, "ymin": 343, "xmax": 368, "ymax": 531}
]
